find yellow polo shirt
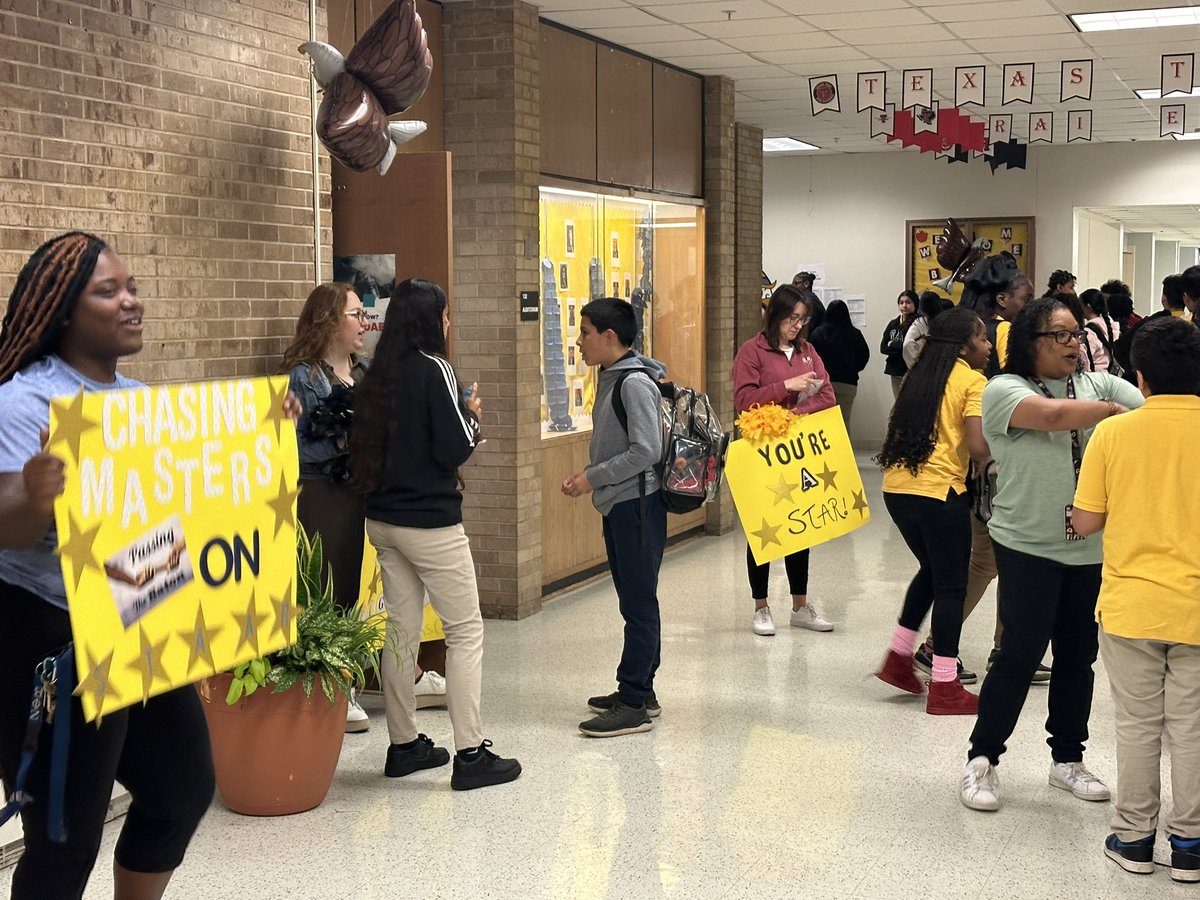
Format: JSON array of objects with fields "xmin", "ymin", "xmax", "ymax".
[
  {"xmin": 1074, "ymin": 394, "xmax": 1200, "ymax": 644},
  {"xmin": 994, "ymin": 319, "xmax": 1010, "ymax": 368},
  {"xmin": 883, "ymin": 358, "xmax": 985, "ymax": 500}
]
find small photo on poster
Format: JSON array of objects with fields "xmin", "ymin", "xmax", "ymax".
[
  {"xmin": 612, "ymin": 278, "xmax": 620, "ymax": 298},
  {"xmin": 610, "ymin": 232, "xmax": 620, "ymax": 268},
  {"xmin": 624, "ymin": 273, "xmax": 632, "ymax": 299},
  {"xmin": 574, "ymin": 386, "xmax": 584, "ymax": 408},
  {"xmin": 568, "ymin": 345, "xmax": 576, "ymax": 366},
  {"xmin": 333, "ymin": 253, "xmax": 395, "ymax": 357},
  {"xmin": 104, "ymin": 514, "xmax": 193, "ymax": 629},
  {"xmin": 567, "ymin": 300, "xmax": 576, "ymax": 327},
  {"xmin": 565, "ymin": 221, "xmax": 576, "ymax": 258},
  {"xmin": 559, "ymin": 263, "xmax": 569, "ymax": 291}
]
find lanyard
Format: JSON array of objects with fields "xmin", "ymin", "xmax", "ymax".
[{"xmin": 1030, "ymin": 376, "xmax": 1082, "ymax": 483}]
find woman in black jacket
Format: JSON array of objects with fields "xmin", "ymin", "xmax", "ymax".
[
  {"xmin": 881, "ymin": 290, "xmax": 918, "ymax": 399},
  {"xmin": 810, "ymin": 299, "xmax": 870, "ymax": 442}
]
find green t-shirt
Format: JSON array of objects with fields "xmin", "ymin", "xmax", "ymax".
[{"xmin": 982, "ymin": 372, "xmax": 1145, "ymax": 565}]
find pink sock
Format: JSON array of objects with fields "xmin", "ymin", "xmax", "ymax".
[
  {"xmin": 932, "ymin": 654, "xmax": 958, "ymax": 683},
  {"xmin": 889, "ymin": 625, "xmax": 919, "ymax": 656}
]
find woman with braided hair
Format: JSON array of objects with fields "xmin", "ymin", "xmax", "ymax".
[
  {"xmin": 0, "ymin": 233, "xmax": 214, "ymax": 900},
  {"xmin": 874, "ymin": 307, "xmax": 992, "ymax": 716}
]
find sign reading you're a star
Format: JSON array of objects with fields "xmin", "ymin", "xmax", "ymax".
[
  {"xmin": 49, "ymin": 376, "xmax": 299, "ymax": 721},
  {"xmin": 726, "ymin": 406, "xmax": 870, "ymax": 565}
]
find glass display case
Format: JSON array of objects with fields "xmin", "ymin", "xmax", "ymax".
[{"xmin": 538, "ymin": 186, "xmax": 705, "ymax": 437}]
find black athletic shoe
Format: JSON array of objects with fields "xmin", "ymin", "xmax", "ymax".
[
  {"xmin": 579, "ymin": 700, "xmax": 652, "ymax": 738},
  {"xmin": 914, "ymin": 642, "xmax": 976, "ymax": 685},
  {"xmin": 1171, "ymin": 835, "xmax": 1200, "ymax": 883},
  {"xmin": 385, "ymin": 733, "xmax": 450, "ymax": 778},
  {"xmin": 451, "ymin": 740, "xmax": 522, "ymax": 791},
  {"xmin": 987, "ymin": 648, "xmax": 1051, "ymax": 685},
  {"xmin": 1104, "ymin": 833, "xmax": 1155, "ymax": 875},
  {"xmin": 587, "ymin": 690, "xmax": 661, "ymax": 718}
]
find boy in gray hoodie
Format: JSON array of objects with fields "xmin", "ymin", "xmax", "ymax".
[{"xmin": 562, "ymin": 298, "xmax": 667, "ymax": 737}]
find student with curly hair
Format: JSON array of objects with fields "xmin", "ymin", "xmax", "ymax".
[
  {"xmin": 874, "ymin": 307, "xmax": 992, "ymax": 715},
  {"xmin": 1044, "ymin": 269, "xmax": 1077, "ymax": 298}
]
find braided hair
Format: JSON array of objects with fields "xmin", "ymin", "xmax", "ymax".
[
  {"xmin": 877, "ymin": 306, "xmax": 983, "ymax": 475},
  {"xmin": 0, "ymin": 231, "xmax": 109, "ymax": 384}
]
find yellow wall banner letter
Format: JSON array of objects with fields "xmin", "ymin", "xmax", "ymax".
[
  {"xmin": 50, "ymin": 376, "xmax": 299, "ymax": 721},
  {"xmin": 725, "ymin": 406, "xmax": 870, "ymax": 565}
]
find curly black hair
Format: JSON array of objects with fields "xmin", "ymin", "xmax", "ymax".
[
  {"xmin": 877, "ymin": 307, "xmax": 983, "ymax": 475},
  {"xmin": 1003, "ymin": 296, "xmax": 1083, "ymax": 378},
  {"xmin": 1132, "ymin": 316, "xmax": 1200, "ymax": 394}
]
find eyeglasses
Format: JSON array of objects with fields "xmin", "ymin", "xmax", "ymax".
[
  {"xmin": 1034, "ymin": 329, "xmax": 1087, "ymax": 345},
  {"xmin": 785, "ymin": 314, "xmax": 810, "ymax": 326},
  {"xmin": 344, "ymin": 310, "xmax": 367, "ymax": 322}
]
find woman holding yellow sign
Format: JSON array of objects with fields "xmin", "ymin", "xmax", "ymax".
[
  {"xmin": 0, "ymin": 233, "xmax": 214, "ymax": 900},
  {"xmin": 733, "ymin": 285, "xmax": 837, "ymax": 637}
]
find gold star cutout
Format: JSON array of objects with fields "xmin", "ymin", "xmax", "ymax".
[
  {"xmin": 264, "ymin": 376, "xmax": 292, "ymax": 444},
  {"xmin": 265, "ymin": 472, "xmax": 299, "ymax": 539},
  {"xmin": 177, "ymin": 603, "xmax": 222, "ymax": 676},
  {"xmin": 366, "ymin": 564, "xmax": 382, "ymax": 600},
  {"xmin": 270, "ymin": 582, "xmax": 297, "ymax": 646},
  {"xmin": 235, "ymin": 592, "xmax": 272, "ymax": 657},
  {"xmin": 55, "ymin": 509, "xmax": 103, "ymax": 592},
  {"xmin": 767, "ymin": 473, "xmax": 799, "ymax": 506},
  {"xmin": 817, "ymin": 462, "xmax": 839, "ymax": 491},
  {"xmin": 128, "ymin": 626, "xmax": 171, "ymax": 703},
  {"xmin": 750, "ymin": 518, "xmax": 783, "ymax": 550},
  {"xmin": 851, "ymin": 489, "xmax": 869, "ymax": 519},
  {"xmin": 49, "ymin": 387, "xmax": 101, "ymax": 464},
  {"xmin": 73, "ymin": 643, "xmax": 119, "ymax": 722}
]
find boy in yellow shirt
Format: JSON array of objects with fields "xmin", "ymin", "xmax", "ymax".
[{"xmin": 1072, "ymin": 317, "xmax": 1200, "ymax": 883}]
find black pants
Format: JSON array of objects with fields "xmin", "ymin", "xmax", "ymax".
[
  {"xmin": 297, "ymin": 477, "xmax": 365, "ymax": 613},
  {"xmin": 602, "ymin": 492, "xmax": 667, "ymax": 707},
  {"xmin": 0, "ymin": 583, "xmax": 214, "ymax": 900},
  {"xmin": 746, "ymin": 546, "xmax": 810, "ymax": 600},
  {"xmin": 968, "ymin": 542, "xmax": 1102, "ymax": 766},
  {"xmin": 884, "ymin": 490, "xmax": 971, "ymax": 658}
]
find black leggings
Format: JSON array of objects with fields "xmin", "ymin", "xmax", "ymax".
[
  {"xmin": 746, "ymin": 545, "xmax": 810, "ymax": 600},
  {"xmin": 297, "ymin": 477, "xmax": 365, "ymax": 613},
  {"xmin": 0, "ymin": 583, "xmax": 214, "ymax": 900},
  {"xmin": 883, "ymin": 490, "xmax": 972, "ymax": 658}
]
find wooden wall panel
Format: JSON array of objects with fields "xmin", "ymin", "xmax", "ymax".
[
  {"xmin": 653, "ymin": 65, "xmax": 703, "ymax": 196},
  {"xmin": 596, "ymin": 47, "xmax": 654, "ymax": 190},
  {"xmin": 540, "ymin": 27, "xmax": 598, "ymax": 182}
]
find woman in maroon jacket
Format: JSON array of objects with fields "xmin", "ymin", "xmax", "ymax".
[{"xmin": 734, "ymin": 285, "xmax": 838, "ymax": 637}]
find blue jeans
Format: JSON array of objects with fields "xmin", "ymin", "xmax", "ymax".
[{"xmin": 602, "ymin": 492, "xmax": 667, "ymax": 707}]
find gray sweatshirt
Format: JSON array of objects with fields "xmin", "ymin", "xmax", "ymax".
[{"xmin": 587, "ymin": 352, "xmax": 664, "ymax": 516}]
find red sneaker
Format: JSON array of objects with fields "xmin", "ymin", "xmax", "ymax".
[
  {"xmin": 927, "ymin": 678, "xmax": 979, "ymax": 716},
  {"xmin": 875, "ymin": 650, "xmax": 924, "ymax": 694}
]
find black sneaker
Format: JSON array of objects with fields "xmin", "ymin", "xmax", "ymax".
[
  {"xmin": 450, "ymin": 740, "xmax": 521, "ymax": 791},
  {"xmin": 1171, "ymin": 835, "xmax": 1200, "ymax": 883},
  {"xmin": 385, "ymin": 733, "xmax": 450, "ymax": 777},
  {"xmin": 914, "ymin": 642, "xmax": 976, "ymax": 684},
  {"xmin": 1104, "ymin": 833, "xmax": 1155, "ymax": 875},
  {"xmin": 579, "ymin": 700, "xmax": 652, "ymax": 738},
  {"xmin": 986, "ymin": 648, "xmax": 1051, "ymax": 685},
  {"xmin": 587, "ymin": 690, "xmax": 661, "ymax": 718}
]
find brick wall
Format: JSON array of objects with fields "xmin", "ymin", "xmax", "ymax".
[
  {"xmin": 0, "ymin": 0, "xmax": 330, "ymax": 383},
  {"xmin": 735, "ymin": 123, "xmax": 764, "ymax": 351},
  {"xmin": 442, "ymin": 0, "xmax": 543, "ymax": 619}
]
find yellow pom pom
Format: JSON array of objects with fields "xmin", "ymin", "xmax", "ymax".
[{"xmin": 735, "ymin": 403, "xmax": 795, "ymax": 443}]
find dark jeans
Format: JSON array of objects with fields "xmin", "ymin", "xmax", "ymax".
[
  {"xmin": 602, "ymin": 492, "xmax": 667, "ymax": 707},
  {"xmin": 0, "ymin": 583, "xmax": 214, "ymax": 900},
  {"xmin": 884, "ymin": 490, "xmax": 971, "ymax": 658},
  {"xmin": 746, "ymin": 546, "xmax": 810, "ymax": 600},
  {"xmin": 968, "ymin": 542, "xmax": 1102, "ymax": 766},
  {"xmin": 297, "ymin": 477, "xmax": 365, "ymax": 613}
]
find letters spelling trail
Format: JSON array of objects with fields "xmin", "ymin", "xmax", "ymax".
[{"xmin": 50, "ymin": 377, "xmax": 299, "ymax": 721}]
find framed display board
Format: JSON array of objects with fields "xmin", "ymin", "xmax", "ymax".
[{"xmin": 906, "ymin": 217, "xmax": 1035, "ymax": 301}]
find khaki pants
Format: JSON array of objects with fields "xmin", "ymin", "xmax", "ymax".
[
  {"xmin": 366, "ymin": 519, "xmax": 484, "ymax": 751},
  {"xmin": 963, "ymin": 513, "xmax": 1001, "ymax": 644},
  {"xmin": 1100, "ymin": 630, "xmax": 1200, "ymax": 841}
]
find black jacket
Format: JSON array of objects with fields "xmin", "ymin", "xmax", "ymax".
[
  {"xmin": 880, "ymin": 315, "xmax": 912, "ymax": 377},
  {"xmin": 810, "ymin": 323, "xmax": 870, "ymax": 386},
  {"xmin": 364, "ymin": 351, "xmax": 480, "ymax": 528}
]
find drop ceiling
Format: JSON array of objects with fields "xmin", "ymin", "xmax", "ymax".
[
  {"xmin": 529, "ymin": 0, "xmax": 1200, "ymax": 153},
  {"xmin": 1083, "ymin": 204, "xmax": 1200, "ymax": 242}
]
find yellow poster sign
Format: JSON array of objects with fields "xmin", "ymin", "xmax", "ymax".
[
  {"xmin": 357, "ymin": 537, "xmax": 445, "ymax": 642},
  {"xmin": 725, "ymin": 406, "xmax": 870, "ymax": 565},
  {"xmin": 49, "ymin": 377, "xmax": 299, "ymax": 721}
]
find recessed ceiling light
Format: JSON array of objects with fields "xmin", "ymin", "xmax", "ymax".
[
  {"xmin": 1136, "ymin": 87, "xmax": 1200, "ymax": 99},
  {"xmin": 763, "ymin": 137, "xmax": 819, "ymax": 152},
  {"xmin": 1070, "ymin": 6, "xmax": 1200, "ymax": 32}
]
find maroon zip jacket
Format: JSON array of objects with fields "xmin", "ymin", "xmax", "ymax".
[{"xmin": 733, "ymin": 331, "xmax": 837, "ymax": 415}]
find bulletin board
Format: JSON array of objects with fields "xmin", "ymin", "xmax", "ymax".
[{"xmin": 906, "ymin": 217, "xmax": 1035, "ymax": 301}]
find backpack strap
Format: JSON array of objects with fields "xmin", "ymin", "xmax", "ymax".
[{"xmin": 1083, "ymin": 322, "xmax": 1120, "ymax": 373}]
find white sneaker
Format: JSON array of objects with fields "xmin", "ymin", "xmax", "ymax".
[
  {"xmin": 790, "ymin": 604, "xmax": 834, "ymax": 632},
  {"xmin": 961, "ymin": 756, "xmax": 1000, "ymax": 811},
  {"xmin": 345, "ymin": 691, "xmax": 369, "ymax": 733},
  {"xmin": 752, "ymin": 606, "xmax": 776, "ymax": 636},
  {"xmin": 415, "ymin": 670, "xmax": 447, "ymax": 709},
  {"xmin": 1049, "ymin": 761, "xmax": 1111, "ymax": 802}
]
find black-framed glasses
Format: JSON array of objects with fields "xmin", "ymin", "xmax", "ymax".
[
  {"xmin": 344, "ymin": 309, "xmax": 367, "ymax": 322},
  {"xmin": 1034, "ymin": 329, "xmax": 1086, "ymax": 345},
  {"xmin": 785, "ymin": 314, "xmax": 810, "ymax": 326}
]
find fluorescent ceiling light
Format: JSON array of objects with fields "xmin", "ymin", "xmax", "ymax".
[
  {"xmin": 763, "ymin": 137, "xmax": 819, "ymax": 152},
  {"xmin": 1070, "ymin": 6, "xmax": 1200, "ymax": 32},
  {"xmin": 1137, "ymin": 87, "xmax": 1200, "ymax": 99}
]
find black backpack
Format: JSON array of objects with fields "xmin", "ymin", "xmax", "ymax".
[
  {"xmin": 611, "ymin": 371, "xmax": 729, "ymax": 515},
  {"xmin": 1082, "ymin": 322, "xmax": 1126, "ymax": 379}
]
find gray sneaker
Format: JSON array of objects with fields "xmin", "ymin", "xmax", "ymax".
[
  {"xmin": 579, "ymin": 700, "xmax": 652, "ymax": 738},
  {"xmin": 588, "ymin": 690, "xmax": 661, "ymax": 718}
]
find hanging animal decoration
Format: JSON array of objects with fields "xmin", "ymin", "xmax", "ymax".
[
  {"xmin": 932, "ymin": 218, "xmax": 987, "ymax": 296},
  {"xmin": 299, "ymin": 0, "xmax": 433, "ymax": 175}
]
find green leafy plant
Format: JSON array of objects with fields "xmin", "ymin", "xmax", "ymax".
[{"xmin": 224, "ymin": 524, "xmax": 387, "ymax": 705}]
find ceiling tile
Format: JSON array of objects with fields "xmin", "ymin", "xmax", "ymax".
[
  {"xmin": 722, "ymin": 32, "xmax": 849, "ymax": 52},
  {"xmin": 948, "ymin": 15, "xmax": 1075, "ymax": 39},
  {"xmin": 927, "ymin": 0, "xmax": 1056, "ymax": 20},
  {"xmin": 833, "ymin": 24, "xmax": 955, "ymax": 45},
  {"xmin": 541, "ymin": 7, "xmax": 667, "ymax": 29},
  {"xmin": 801, "ymin": 8, "xmax": 937, "ymax": 30},
  {"xmin": 635, "ymin": 0, "xmax": 787, "ymax": 24}
]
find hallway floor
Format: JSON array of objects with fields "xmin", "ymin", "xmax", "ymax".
[{"xmin": 5, "ymin": 458, "xmax": 1177, "ymax": 899}]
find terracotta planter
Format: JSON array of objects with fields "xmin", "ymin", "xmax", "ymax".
[{"xmin": 199, "ymin": 673, "xmax": 348, "ymax": 816}]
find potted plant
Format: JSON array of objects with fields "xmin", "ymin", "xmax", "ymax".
[{"xmin": 199, "ymin": 525, "xmax": 385, "ymax": 816}]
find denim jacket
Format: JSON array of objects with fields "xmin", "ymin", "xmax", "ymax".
[{"xmin": 288, "ymin": 356, "xmax": 368, "ymax": 479}]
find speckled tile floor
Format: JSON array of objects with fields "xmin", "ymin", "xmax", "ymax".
[{"xmin": 4, "ymin": 457, "xmax": 1184, "ymax": 899}]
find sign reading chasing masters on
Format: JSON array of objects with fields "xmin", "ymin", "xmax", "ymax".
[{"xmin": 49, "ymin": 376, "xmax": 300, "ymax": 721}]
